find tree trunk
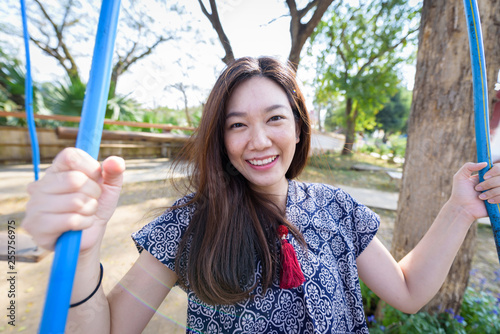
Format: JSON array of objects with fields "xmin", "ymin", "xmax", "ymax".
[
  {"xmin": 181, "ymin": 85, "xmax": 192, "ymax": 127},
  {"xmin": 342, "ymin": 97, "xmax": 356, "ymax": 155},
  {"xmin": 391, "ymin": 0, "xmax": 500, "ymax": 315},
  {"xmin": 109, "ymin": 69, "xmax": 120, "ymax": 100}
]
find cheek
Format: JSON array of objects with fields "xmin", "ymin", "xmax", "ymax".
[
  {"xmin": 224, "ymin": 133, "xmax": 243, "ymax": 160},
  {"xmin": 276, "ymin": 127, "xmax": 298, "ymax": 151}
]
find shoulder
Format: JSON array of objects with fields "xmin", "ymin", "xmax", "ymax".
[
  {"xmin": 132, "ymin": 193, "xmax": 196, "ymax": 247},
  {"xmin": 151, "ymin": 193, "xmax": 197, "ymax": 226},
  {"xmin": 288, "ymin": 179, "xmax": 350, "ymax": 204},
  {"xmin": 288, "ymin": 180, "xmax": 379, "ymax": 220}
]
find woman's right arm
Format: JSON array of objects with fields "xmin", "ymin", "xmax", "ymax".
[
  {"xmin": 67, "ymin": 250, "xmax": 177, "ymax": 334},
  {"xmin": 22, "ymin": 148, "xmax": 177, "ymax": 333}
]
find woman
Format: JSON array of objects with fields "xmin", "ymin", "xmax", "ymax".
[{"xmin": 23, "ymin": 56, "xmax": 500, "ymax": 333}]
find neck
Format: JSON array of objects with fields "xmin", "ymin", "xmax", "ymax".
[{"xmin": 250, "ymin": 178, "xmax": 289, "ymax": 211}]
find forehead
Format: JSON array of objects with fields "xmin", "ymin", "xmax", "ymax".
[{"xmin": 226, "ymin": 76, "xmax": 291, "ymax": 114}]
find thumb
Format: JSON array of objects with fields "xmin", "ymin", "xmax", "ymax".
[
  {"xmin": 101, "ymin": 156, "xmax": 125, "ymax": 188},
  {"xmin": 455, "ymin": 162, "xmax": 488, "ymax": 180}
]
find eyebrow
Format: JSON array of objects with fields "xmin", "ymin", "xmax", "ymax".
[{"xmin": 226, "ymin": 104, "xmax": 290, "ymax": 119}]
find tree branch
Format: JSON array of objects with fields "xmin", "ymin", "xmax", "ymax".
[
  {"xmin": 29, "ymin": 36, "xmax": 65, "ymax": 67},
  {"xmin": 356, "ymin": 27, "xmax": 418, "ymax": 77},
  {"xmin": 287, "ymin": 0, "xmax": 334, "ymax": 67},
  {"xmin": 197, "ymin": 0, "xmax": 234, "ymax": 65},
  {"xmin": 34, "ymin": 0, "xmax": 61, "ymax": 37},
  {"xmin": 59, "ymin": 0, "xmax": 74, "ymax": 39},
  {"xmin": 298, "ymin": 0, "xmax": 319, "ymax": 19},
  {"xmin": 286, "ymin": 0, "xmax": 299, "ymax": 18},
  {"xmin": 122, "ymin": 36, "xmax": 171, "ymax": 74},
  {"xmin": 32, "ymin": 0, "xmax": 80, "ymax": 82}
]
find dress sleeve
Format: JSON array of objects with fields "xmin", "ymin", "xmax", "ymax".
[
  {"xmin": 333, "ymin": 188, "xmax": 380, "ymax": 258},
  {"xmin": 131, "ymin": 195, "xmax": 195, "ymax": 272}
]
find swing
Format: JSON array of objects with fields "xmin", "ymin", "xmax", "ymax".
[
  {"xmin": 0, "ymin": 0, "xmax": 46, "ymax": 265},
  {"xmin": 463, "ymin": 0, "xmax": 500, "ymax": 262},
  {"xmin": 8, "ymin": 0, "xmax": 500, "ymax": 332},
  {"xmin": 16, "ymin": 0, "xmax": 121, "ymax": 331}
]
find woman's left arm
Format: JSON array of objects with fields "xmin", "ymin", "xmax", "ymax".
[{"xmin": 357, "ymin": 162, "xmax": 500, "ymax": 314}]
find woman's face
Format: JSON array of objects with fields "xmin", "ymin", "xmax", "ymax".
[{"xmin": 224, "ymin": 76, "xmax": 300, "ymax": 196}]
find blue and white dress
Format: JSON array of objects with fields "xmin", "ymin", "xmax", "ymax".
[{"xmin": 132, "ymin": 180, "xmax": 380, "ymax": 333}]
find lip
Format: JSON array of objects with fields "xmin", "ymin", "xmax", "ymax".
[{"xmin": 246, "ymin": 155, "xmax": 279, "ymax": 170}]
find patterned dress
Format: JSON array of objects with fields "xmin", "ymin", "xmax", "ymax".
[{"xmin": 132, "ymin": 180, "xmax": 380, "ymax": 333}]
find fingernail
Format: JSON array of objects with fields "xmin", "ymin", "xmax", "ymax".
[
  {"xmin": 476, "ymin": 185, "xmax": 483, "ymax": 191},
  {"xmin": 479, "ymin": 194, "xmax": 487, "ymax": 199}
]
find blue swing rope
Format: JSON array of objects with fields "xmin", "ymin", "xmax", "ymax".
[
  {"xmin": 463, "ymin": 0, "xmax": 500, "ymax": 263},
  {"xmin": 38, "ymin": 1, "xmax": 121, "ymax": 332},
  {"xmin": 20, "ymin": 0, "xmax": 39, "ymax": 181}
]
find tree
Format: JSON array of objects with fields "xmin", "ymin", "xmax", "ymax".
[
  {"xmin": 198, "ymin": 0, "xmax": 334, "ymax": 68},
  {"xmin": 9, "ymin": 0, "xmax": 182, "ymax": 97},
  {"xmin": 165, "ymin": 57, "xmax": 206, "ymax": 128},
  {"xmin": 375, "ymin": 87, "xmax": 412, "ymax": 141},
  {"xmin": 40, "ymin": 78, "xmax": 142, "ymax": 127},
  {"xmin": 0, "ymin": 50, "xmax": 30, "ymax": 126},
  {"xmin": 28, "ymin": 0, "xmax": 84, "ymax": 84},
  {"xmin": 311, "ymin": 0, "xmax": 419, "ymax": 155},
  {"xmin": 391, "ymin": 0, "xmax": 500, "ymax": 315},
  {"xmin": 0, "ymin": 50, "xmax": 26, "ymax": 108},
  {"xmin": 170, "ymin": 82, "xmax": 193, "ymax": 127}
]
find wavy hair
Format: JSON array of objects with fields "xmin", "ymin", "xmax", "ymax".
[{"xmin": 174, "ymin": 56, "xmax": 311, "ymax": 305}]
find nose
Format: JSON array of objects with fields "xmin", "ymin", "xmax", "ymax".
[{"xmin": 248, "ymin": 125, "xmax": 272, "ymax": 151}]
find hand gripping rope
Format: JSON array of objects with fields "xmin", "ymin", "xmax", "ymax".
[
  {"xmin": 463, "ymin": 0, "xmax": 500, "ymax": 263},
  {"xmin": 23, "ymin": 1, "xmax": 122, "ymax": 332}
]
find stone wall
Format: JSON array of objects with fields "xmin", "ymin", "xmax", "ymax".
[{"xmin": 0, "ymin": 126, "xmax": 186, "ymax": 164}]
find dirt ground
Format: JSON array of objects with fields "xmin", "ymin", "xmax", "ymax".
[
  {"xmin": 1, "ymin": 179, "xmax": 499, "ymax": 333},
  {"xmin": 0, "ymin": 180, "xmax": 188, "ymax": 333}
]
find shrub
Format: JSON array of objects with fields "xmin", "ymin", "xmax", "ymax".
[{"xmin": 361, "ymin": 280, "xmax": 500, "ymax": 333}]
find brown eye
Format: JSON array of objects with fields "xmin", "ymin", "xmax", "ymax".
[
  {"xmin": 230, "ymin": 123, "xmax": 245, "ymax": 129},
  {"xmin": 269, "ymin": 115, "xmax": 284, "ymax": 122}
]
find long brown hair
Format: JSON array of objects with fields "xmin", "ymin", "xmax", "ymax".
[{"xmin": 174, "ymin": 56, "xmax": 311, "ymax": 305}]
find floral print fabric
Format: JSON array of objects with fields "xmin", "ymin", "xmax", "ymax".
[{"xmin": 132, "ymin": 180, "xmax": 380, "ymax": 333}]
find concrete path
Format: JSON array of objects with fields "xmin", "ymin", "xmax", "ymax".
[{"xmin": 310, "ymin": 132, "xmax": 345, "ymax": 152}]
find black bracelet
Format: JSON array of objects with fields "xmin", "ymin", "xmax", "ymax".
[{"xmin": 70, "ymin": 263, "xmax": 103, "ymax": 308}]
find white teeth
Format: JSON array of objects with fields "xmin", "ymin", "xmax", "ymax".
[{"xmin": 249, "ymin": 156, "xmax": 277, "ymax": 166}]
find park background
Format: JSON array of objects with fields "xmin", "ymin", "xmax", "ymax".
[{"xmin": 1, "ymin": 0, "xmax": 500, "ymax": 332}]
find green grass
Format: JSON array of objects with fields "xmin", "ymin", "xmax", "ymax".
[{"xmin": 301, "ymin": 152, "xmax": 402, "ymax": 192}]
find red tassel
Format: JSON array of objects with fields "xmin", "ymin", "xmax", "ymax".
[{"xmin": 278, "ymin": 225, "xmax": 305, "ymax": 289}]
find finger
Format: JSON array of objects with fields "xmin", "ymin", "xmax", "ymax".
[
  {"xmin": 101, "ymin": 156, "xmax": 125, "ymax": 188},
  {"xmin": 478, "ymin": 187, "xmax": 500, "ymax": 204},
  {"xmin": 29, "ymin": 170, "xmax": 102, "ymax": 197},
  {"xmin": 22, "ymin": 213, "xmax": 96, "ymax": 251},
  {"xmin": 483, "ymin": 163, "xmax": 500, "ymax": 180},
  {"xmin": 475, "ymin": 175, "xmax": 500, "ymax": 192},
  {"xmin": 28, "ymin": 193, "xmax": 99, "ymax": 216},
  {"xmin": 49, "ymin": 148, "xmax": 102, "ymax": 181}
]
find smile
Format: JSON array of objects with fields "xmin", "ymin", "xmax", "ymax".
[{"xmin": 247, "ymin": 155, "xmax": 278, "ymax": 166}]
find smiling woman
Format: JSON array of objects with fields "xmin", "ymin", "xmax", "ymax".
[
  {"xmin": 170, "ymin": 57, "xmax": 311, "ymax": 306},
  {"xmin": 21, "ymin": 56, "xmax": 500, "ymax": 333}
]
